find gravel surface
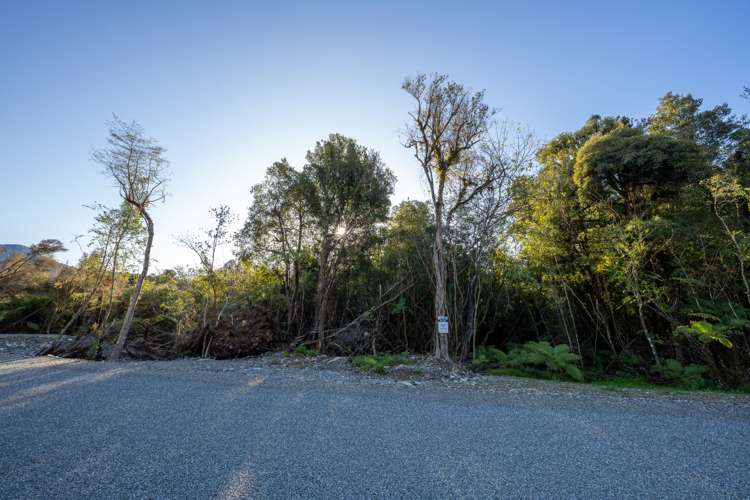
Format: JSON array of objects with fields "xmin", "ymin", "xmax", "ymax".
[{"xmin": 1, "ymin": 334, "xmax": 749, "ymax": 499}]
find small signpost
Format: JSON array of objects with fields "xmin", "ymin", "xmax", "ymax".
[{"xmin": 437, "ymin": 315, "xmax": 449, "ymax": 335}]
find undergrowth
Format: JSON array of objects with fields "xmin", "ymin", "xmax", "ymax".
[
  {"xmin": 351, "ymin": 352, "xmax": 414, "ymax": 374},
  {"xmin": 471, "ymin": 341, "xmax": 584, "ymax": 382},
  {"xmin": 286, "ymin": 345, "xmax": 319, "ymax": 357}
]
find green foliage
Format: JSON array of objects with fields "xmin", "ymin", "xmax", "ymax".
[
  {"xmin": 676, "ymin": 302, "xmax": 750, "ymax": 348},
  {"xmin": 5, "ymin": 87, "xmax": 750, "ymax": 391},
  {"xmin": 470, "ymin": 346, "xmax": 507, "ymax": 370},
  {"xmin": 303, "ymin": 134, "xmax": 396, "ymax": 234},
  {"xmin": 575, "ymin": 126, "xmax": 705, "ymax": 213},
  {"xmin": 0, "ymin": 294, "xmax": 51, "ymax": 331},
  {"xmin": 507, "ymin": 342, "xmax": 584, "ymax": 382},
  {"xmin": 290, "ymin": 345, "xmax": 319, "ymax": 357},
  {"xmin": 472, "ymin": 342, "xmax": 583, "ymax": 382},
  {"xmin": 651, "ymin": 359, "xmax": 708, "ymax": 389},
  {"xmin": 351, "ymin": 352, "xmax": 414, "ymax": 374}
]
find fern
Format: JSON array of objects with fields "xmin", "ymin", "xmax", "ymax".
[
  {"xmin": 470, "ymin": 346, "xmax": 506, "ymax": 369},
  {"xmin": 675, "ymin": 306, "xmax": 750, "ymax": 349},
  {"xmin": 651, "ymin": 359, "xmax": 707, "ymax": 389},
  {"xmin": 473, "ymin": 341, "xmax": 584, "ymax": 382}
]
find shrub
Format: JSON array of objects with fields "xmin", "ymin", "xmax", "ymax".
[
  {"xmin": 675, "ymin": 302, "xmax": 750, "ymax": 349},
  {"xmin": 472, "ymin": 341, "xmax": 584, "ymax": 382},
  {"xmin": 290, "ymin": 345, "xmax": 319, "ymax": 357},
  {"xmin": 651, "ymin": 359, "xmax": 707, "ymax": 389},
  {"xmin": 470, "ymin": 346, "xmax": 507, "ymax": 370},
  {"xmin": 506, "ymin": 341, "xmax": 584, "ymax": 382},
  {"xmin": 0, "ymin": 294, "xmax": 51, "ymax": 331}
]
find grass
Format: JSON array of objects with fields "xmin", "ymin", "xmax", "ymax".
[
  {"xmin": 482, "ymin": 360, "xmax": 750, "ymax": 395},
  {"xmin": 591, "ymin": 376, "xmax": 678, "ymax": 392},
  {"xmin": 351, "ymin": 352, "xmax": 414, "ymax": 374},
  {"xmin": 285, "ymin": 345, "xmax": 319, "ymax": 357},
  {"xmin": 590, "ymin": 376, "xmax": 750, "ymax": 394},
  {"xmin": 488, "ymin": 366, "xmax": 557, "ymax": 381}
]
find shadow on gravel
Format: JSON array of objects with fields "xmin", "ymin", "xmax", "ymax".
[{"xmin": 0, "ymin": 360, "xmax": 135, "ymax": 411}]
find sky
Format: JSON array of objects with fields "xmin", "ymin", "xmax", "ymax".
[{"xmin": 2, "ymin": 0, "xmax": 748, "ymax": 270}]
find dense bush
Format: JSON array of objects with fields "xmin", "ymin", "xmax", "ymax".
[
  {"xmin": 471, "ymin": 342, "xmax": 584, "ymax": 382},
  {"xmin": 2, "ymin": 87, "xmax": 750, "ymax": 389}
]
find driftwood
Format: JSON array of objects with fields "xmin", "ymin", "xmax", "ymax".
[
  {"xmin": 37, "ymin": 335, "xmax": 102, "ymax": 359},
  {"xmin": 37, "ymin": 320, "xmax": 176, "ymax": 360}
]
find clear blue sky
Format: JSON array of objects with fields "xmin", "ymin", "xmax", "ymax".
[{"xmin": 2, "ymin": 0, "xmax": 748, "ymax": 269}]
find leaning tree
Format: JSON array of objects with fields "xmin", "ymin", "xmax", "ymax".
[{"xmin": 93, "ymin": 116, "xmax": 170, "ymax": 360}]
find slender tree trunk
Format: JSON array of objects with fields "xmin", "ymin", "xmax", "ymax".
[
  {"xmin": 58, "ymin": 271, "xmax": 106, "ymax": 337},
  {"xmin": 433, "ymin": 215, "xmax": 449, "ymax": 360},
  {"xmin": 714, "ymin": 203, "xmax": 750, "ymax": 305},
  {"xmin": 58, "ymin": 247, "xmax": 113, "ymax": 338},
  {"xmin": 631, "ymin": 269, "xmax": 660, "ymax": 366},
  {"xmin": 312, "ymin": 237, "xmax": 332, "ymax": 350},
  {"xmin": 99, "ymin": 239, "xmax": 121, "ymax": 336},
  {"xmin": 460, "ymin": 273, "xmax": 478, "ymax": 361},
  {"xmin": 111, "ymin": 209, "xmax": 154, "ymax": 360}
]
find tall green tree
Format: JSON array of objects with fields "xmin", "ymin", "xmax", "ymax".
[
  {"xmin": 302, "ymin": 134, "xmax": 395, "ymax": 348},
  {"xmin": 237, "ymin": 159, "xmax": 313, "ymax": 337}
]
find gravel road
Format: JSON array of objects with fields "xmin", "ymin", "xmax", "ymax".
[{"xmin": 1, "ymin": 335, "xmax": 749, "ymax": 499}]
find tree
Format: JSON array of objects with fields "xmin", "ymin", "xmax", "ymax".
[
  {"xmin": 237, "ymin": 160, "xmax": 312, "ymax": 337},
  {"xmin": 97, "ymin": 204, "xmax": 144, "ymax": 336},
  {"xmin": 448, "ymin": 123, "xmax": 536, "ymax": 359},
  {"xmin": 56, "ymin": 203, "xmax": 142, "ymax": 337},
  {"xmin": 93, "ymin": 116, "xmax": 170, "ymax": 360},
  {"xmin": 402, "ymin": 73, "xmax": 494, "ymax": 359},
  {"xmin": 178, "ymin": 205, "xmax": 235, "ymax": 328},
  {"xmin": 574, "ymin": 125, "xmax": 705, "ymax": 216},
  {"xmin": 378, "ymin": 200, "xmax": 435, "ymax": 351},
  {"xmin": 649, "ymin": 92, "xmax": 749, "ymax": 166},
  {"xmin": 302, "ymin": 134, "xmax": 395, "ymax": 348},
  {"xmin": 702, "ymin": 173, "xmax": 750, "ymax": 305},
  {"xmin": 0, "ymin": 239, "xmax": 66, "ymax": 297}
]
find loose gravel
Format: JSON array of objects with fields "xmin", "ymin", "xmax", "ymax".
[{"xmin": 1, "ymin": 334, "xmax": 749, "ymax": 499}]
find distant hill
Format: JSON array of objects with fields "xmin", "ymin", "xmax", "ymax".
[{"xmin": 0, "ymin": 244, "xmax": 31, "ymax": 262}]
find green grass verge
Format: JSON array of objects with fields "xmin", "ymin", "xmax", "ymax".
[
  {"xmin": 285, "ymin": 345, "xmax": 319, "ymax": 357},
  {"xmin": 351, "ymin": 353, "xmax": 414, "ymax": 374}
]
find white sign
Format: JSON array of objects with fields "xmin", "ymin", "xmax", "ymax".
[{"xmin": 437, "ymin": 315, "xmax": 449, "ymax": 334}]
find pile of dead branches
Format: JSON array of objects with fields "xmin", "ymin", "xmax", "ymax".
[
  {"xmin": 37, "ymin": 304, "xmax": 280, "ymax": 361},
  {"xmin": 176, "ymin": 304, "xmax": 279, "ymax": 359},
  {"xmin": 37, "ymin": 320, "xmax": 176, "ymax": 360}
]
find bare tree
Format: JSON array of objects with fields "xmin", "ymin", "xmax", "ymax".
[
  {"xmin": 177, "ymin": 205, "xmax": 235, "ymax": 328},
  {"xmin": 448, "ymin": 123, "xmax": 536, "ymax": 359},
  {"xmin": 93, "ymin": 116, "xmax": 170, "ymax": 360},
  {"xmin": 402, "ymin": 73, "xmax": 494, "ymax": 359}
]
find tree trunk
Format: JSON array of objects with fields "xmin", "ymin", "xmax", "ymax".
[
  {"xmin": 312, "ymin": 236, "xmax": 332, "ymax": 350},
  {"xmin": 98, "ymin": 238, "xmax": 121, "ymax": 336},
  {"xmin": 631, "ymin": 270, "xmax": 660, "ymax": 366},
  {"xmin": 58, "ymin": 251, "xmax": 112, "ymax": 337},
  {"xmin": 714, "ymin": 203, "xmax": 750, "ymax": 305},
  {"xmin": 111, "ymin": 209, "xmax": 154, "ymax": 360},
  {"xmin": 433, "ymin": 216, "xmax": 449, "ymax": 360},
  {"xmin": 460, "ymin": 273, "xmax": 478, "ymax": 361}
]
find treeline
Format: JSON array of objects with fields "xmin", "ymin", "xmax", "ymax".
[{"xmin": 2, "ymin": 77, "xmax": 749, "ymax": 387}]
